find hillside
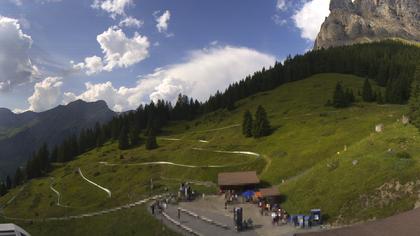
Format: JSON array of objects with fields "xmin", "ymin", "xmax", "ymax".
[
  {"xmin": 1, "ymin": 73, "xmax": 419, "ymax": 235},
  {"xmin": 0, "ymin": 100, "xmax": 116, "ymax": 178}
]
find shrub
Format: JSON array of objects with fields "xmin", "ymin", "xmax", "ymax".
[{"xmin": 396, "ymin": 151, "xmax": 411, "ymax": 159}]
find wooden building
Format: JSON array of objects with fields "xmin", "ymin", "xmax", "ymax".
[{"xmin": 218, "ymin": 171, "xmax": 260, "ymax": 191}]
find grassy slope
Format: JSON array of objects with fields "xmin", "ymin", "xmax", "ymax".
[{"xmin": 1, "ymin": 73, "xmax": 419, "ymax": 235}]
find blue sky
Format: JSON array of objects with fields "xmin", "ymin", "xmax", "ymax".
[{"xmin": 0, "ymin": 0, "xmax": 330, "ymax": 112}]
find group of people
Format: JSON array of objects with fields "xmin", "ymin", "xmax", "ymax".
[
  {"xmin": 178, "ymin": 182, "xmax": 194, "ymax": 201},
  {"xmin": 258, "ymin": 201, "xmax": 288, "ymax": 225},
  {"xmin": 150, "ymin": 199, "xmax": 168, "ymax": 215},
  {"xmin": 224, "ymin": 190, "xmax": 239, "ymax": 207}
]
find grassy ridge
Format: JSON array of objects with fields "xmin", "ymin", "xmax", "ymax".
[{"xmin": 1, "ymin": 73, "xmax": 419, "ymax": 235}]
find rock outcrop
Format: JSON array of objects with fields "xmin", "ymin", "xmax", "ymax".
[{"xmin": 314, "ymin": 0, "xmax": 420, "ymax": 49}]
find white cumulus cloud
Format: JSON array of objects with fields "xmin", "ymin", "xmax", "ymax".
[
  {"xmin": 0, "ymin": 16, "xmax": 39, "ymax": 92},
  {"xmin": 155, "ymin": 10, "xmax": 171, "ymax": 34},
  {"xmin": 65, "ymin": 46, "xmax": 276, "ymax": 112},
  {"xmin": 92, "ymin": 0, "xmax": 133, "ymax": 18},
  {"xmin": 293, "ymin": 0, "xmax": 330, "ymax": 41},
  {"xmin": 75, "ymin": 27, "xmax": 150, "ymax": 75},
  {"xmin": 28, "ymin": 77, "xmax": 63, "ymax": 112},
  {"xmin": 119, "ymin": 16, "xmax": 143, "ymax": 28},
  {"xmin": 276, "ymin": 0, "xmax": 287, "ymax": 11},
  {"xmin": 98, "ymin": 27, "xmax": 150, "ymax": 71}
]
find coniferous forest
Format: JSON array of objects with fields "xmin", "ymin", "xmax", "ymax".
[{"xmin": 4, "ymin": 40, "xmax": 419, "ymax": 194}]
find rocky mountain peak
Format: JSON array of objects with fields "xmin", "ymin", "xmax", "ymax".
[{"xmin": 314, "ymin": 0, "xmax": 420, "ymax": 49}]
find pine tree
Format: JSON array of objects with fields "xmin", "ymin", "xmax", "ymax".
[
  {"xmin": 129, "ymin": 126, "xmax": 140, "ymax": 146},
  {"xmin": 5, "ymin": 176, "xmax": 12, "ymax": 190},
  {"xmin": 408, "ymin": 66, "xmax": 420, "ymax": 129},
  {"xmin": 0, "ymin": 182, "xmax": 6, "ymax": 196},
  {"xmin": 14, "ymin": 167, "xmax": 24, "ymax": 187},
  {"xmin": 37, "ymin": 143, "xmax": 50, "ymax": 173},
  {"xmin": 145, "ymin": 128, "xmax": 158, "ymax": 150},
  {"xmin": 118, "ymin": 126, "xmax": 129, "ymax": 150},
  {"xmin": 242, "ymin": 110, "xmax": 253, "ymax": 137},
  {"xmin": 333, "ymin": 82, "xmax": 348, "ymax": 108},
  {"xmin": 50, "ymin": 146, "xmax": 59, "ymax": 163},
  {"xmin": 253, "ymin": 105, "xmax": 271, "ymax": 138},
  {"xmin": 376, "ymin": 91, "xmax": 384, "ymax": 104},
  {"xmin": 362, "ymin": 79, "xmax": 374, "ymax": 102}
]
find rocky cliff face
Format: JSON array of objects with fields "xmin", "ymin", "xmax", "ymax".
[{"xmin": 314, "ymin": 0, "xmax": 420, "ymax": 49}]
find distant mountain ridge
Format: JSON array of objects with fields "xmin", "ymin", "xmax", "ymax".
[
  {"xmin": 0, "ymin": 100, "xmax": 116, "ymax": 178},
  {"xmin": 315, "ymin": 0, "xmax": 420, "ymax": 49}
]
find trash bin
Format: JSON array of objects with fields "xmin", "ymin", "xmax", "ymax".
[{"xmin": 310, "ymin": 209, "xmax": 322, "ymax": 226}]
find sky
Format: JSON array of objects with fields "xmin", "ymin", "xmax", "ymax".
[{"xmin": 0, "ymin": 0, "xmax": 331, "ymax": 113}]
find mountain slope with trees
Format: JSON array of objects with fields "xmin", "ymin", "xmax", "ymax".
[
  {"xmin": 0, "ymin": 41, "xmax": 419, "ymax": 235},
  {"xmin": 0, "ymin": 100, "xmax": 115, "ymax": 179}
]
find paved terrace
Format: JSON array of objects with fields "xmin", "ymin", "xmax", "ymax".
[{"xmin": 151, "ymin": 195, "xmax": 323, "ymax": 236}]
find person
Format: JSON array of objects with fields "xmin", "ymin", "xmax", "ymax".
[
  {"xmin": 151, "ymin": 203, "xmax": 155, "ymax": 215},
  {"xmin": 225, "ymin": 201, "xmax": 228, "ymax": 209},
  {"xmin": 271, "ymin": 211, "xmax": 276, "ymax": 225}
]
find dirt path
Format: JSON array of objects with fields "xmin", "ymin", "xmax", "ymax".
[
  {"xmin": 99, "ymin": 161, "xmax": 248, "ymax": 169},
  {"xmin": 50, "ymin": 178, "xmax": 71, "ymax": 208},
  {"xmin": 78, "ymin": 168, "xmax": 112, "ymax": 198},
  {"xmin": 0, "ymin": 195, "xmax": 164, "ymax": 222},
  {"xmin": 192, "ymin": 147, "xmax": 260, "ymax": 157}
]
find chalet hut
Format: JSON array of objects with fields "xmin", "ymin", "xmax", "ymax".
[
  {"xmin": 259, "ymin": 187, "xmax": 281, "ymax": 204},
  {"xmin": 218, "ymin": 171, "xmax": 260, "ymax": 192}
]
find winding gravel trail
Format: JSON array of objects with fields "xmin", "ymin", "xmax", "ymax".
[
  {"xmin": 0, "ymin": 195, "xmax": 163, "ymax": 222},
  {"xmin": 78, "ymin": 168, "xmax": 112, "ymax": 198},
  {"xmin": 49, "ymin": 178, "xmax": 70, "ymax": 208},
  {"xmin": 191, "ymin": 147, "xmax": 260, "ymax": 157},
  {"xmin": 99, "ymin": 161, "xmax": 244, "ymax": 168}
]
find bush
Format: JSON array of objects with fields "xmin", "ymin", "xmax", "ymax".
[{"xmin": 396, "ymin": 151, "xmax": 411, "ymax": 159}]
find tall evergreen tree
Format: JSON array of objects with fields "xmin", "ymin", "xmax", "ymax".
[
  {"xmin": 37, "ymin": 143, "xmax": 50, "ymax": 173},
  {"xmin": 242, "ymin": 110, "xmax": 253, "ymax": 137},
  {"xmin": 14, "ymin": 167, "xmax": 24, "ymax": 187},
  {"xmin": 5, "ymin": 176, "xmax": 12, "ymax": 190},
  {"xmin": 129, "ymin": 126, "xmax": 141, "ymax": 146},
  {"xmin": 409, "ymin": 66, "xmax": 420, "ymax": 129},
  {"xmin": 362, "ymin": 79, "xmax": 374, "ymax": 102},
  {"xmin": 376, "ymin": 91, "xmax": 385, "ymax": 104},
  {"xmin": 145, "ymin": 128, "xmax": 158, "ymax": 150},
  {"xmin": 253, "ymin": 105, "xmax": 271, "ymax": 138},
  {"xmin": 50, "ymin": 146, "xmax": 59, "ymax": 163},
  {"xmin": 333, "ymin": 82, "xmax": 349, "ymax": 108},
  {"xmin": 0, "ymin": 182, "xmax": 6, "ymax": 196},
  {"xmin": 118, "ymin": 126, "xmax": 129, "ymax": 150}
]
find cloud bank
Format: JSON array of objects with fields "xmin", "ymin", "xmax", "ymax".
[
  {"xmin": 0, "ymin": 16, "xmax": 39, "ymax": 92},
  {"xmin": 66, "ymin": 46, "xmax": 276, "ymax": 112}
]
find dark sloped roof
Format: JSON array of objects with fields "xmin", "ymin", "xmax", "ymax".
[
  {"xmin": 218, "ymin": 171, "xmax": 260, "ymax": 186},
  {"xmin": 260, "ymin": 187, "xmax": 280, "ymax": 197},
  {"xmin": 299, "ymin": 207, "xmax": 420, "ymax": 236}
]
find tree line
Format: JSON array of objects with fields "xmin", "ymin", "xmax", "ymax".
[{"xmin": 329, "ymin": 78, "xmax": 386, "ymax": 108}]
